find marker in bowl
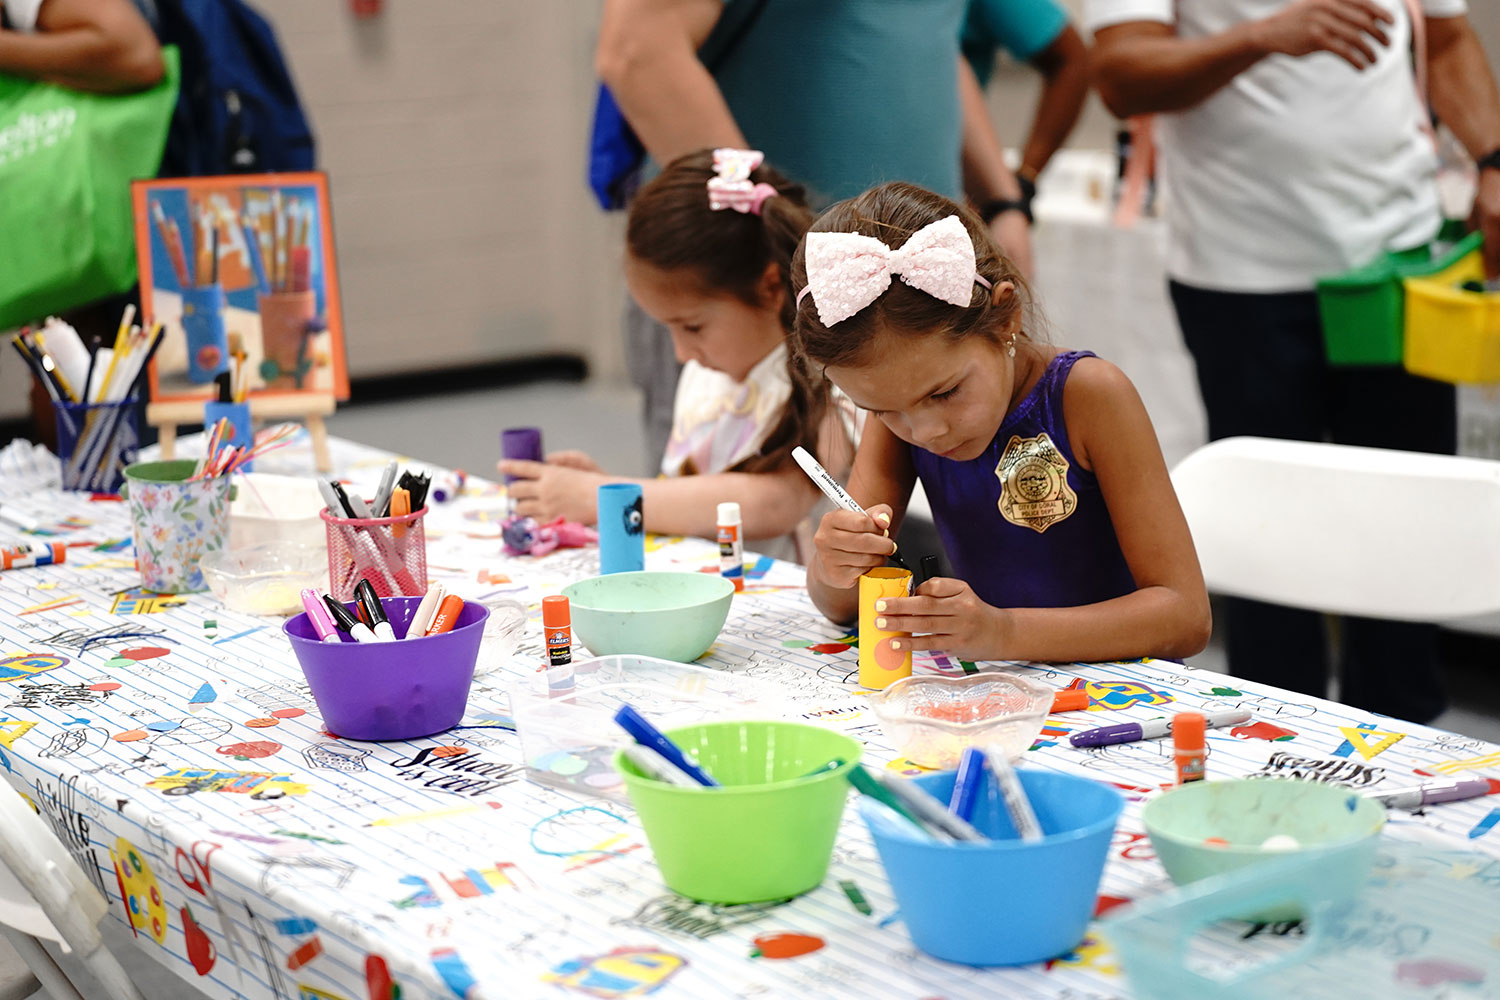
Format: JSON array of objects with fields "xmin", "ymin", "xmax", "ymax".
[
  {"xmin": 613, "ymin": 704, "xmax": 718, "ymax": 787},
  {"xmin": 354, "ymin": 578, "xmax": 397, "ymax": 641},
  {"xmin": 300, "ymin": 588, "xmax": 342, "ymax": 643},
  {"xmin": 321, "ymin": 593, "xmax": 378, "ymax": 644}
]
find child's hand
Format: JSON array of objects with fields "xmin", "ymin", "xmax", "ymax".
[
  {"xmin": 811, "ymin": 503, "xmax": 899, "ymax": 590},
  {"xmin": 497, "ymin": 459, "xmax": 604, "ymax": 525},
  {"xmin": 873, "ymin": 577, "xmax": 1012, "ymax": 661},
  {"xmin": 545, "ymin": 450, "xmax": 603, "ymax": 473}
]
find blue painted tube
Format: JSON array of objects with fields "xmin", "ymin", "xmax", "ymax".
[{"xmin": 597, "ymin": 483, "xmax": 644, "ymax": 574}]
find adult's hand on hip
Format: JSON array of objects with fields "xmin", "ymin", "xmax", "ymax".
[{"xmin": 1250, "ymin": 0, "xmax": 1394, "ymax": 71}]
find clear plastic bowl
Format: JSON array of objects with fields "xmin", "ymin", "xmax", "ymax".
[
  {"xmin": 868, "ymin": 671, "xmax": 1054, "ymax": 769},
  {"xmin": 199, "ymin": 541, "xmax": 326, "ymax": 616},
  {"xmin": 510, "ymin": 655, "xmax": 791, "ymax": 801}
]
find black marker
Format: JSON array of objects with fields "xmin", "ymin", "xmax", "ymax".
[
  {"xmin": 354, "ymin": 579, "xmax": 396, "ymax": 641},
  {"xmin": 321, "ymin": 593, "xmax": 378, "ymax": 643}
]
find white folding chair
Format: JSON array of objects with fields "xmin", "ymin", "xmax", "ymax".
[
  {"xmin": 1170, "ymin": 436, "xmax": 1500, "ymax": 621},
  {"xmin": 0, "ymin": 782, "xmax": 144, "ymax": 1000}
]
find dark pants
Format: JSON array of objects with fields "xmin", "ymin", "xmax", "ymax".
[{"xmin": 1169, "ymin": 280, "xmax": 1454, "ymax": 722}]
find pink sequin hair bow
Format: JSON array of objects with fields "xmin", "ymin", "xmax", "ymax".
[
  {"xmin": 795, "ymin": 215, "xmax": 992, "ymax": 327},
  {"xmin": 707, "ymin": 147, "xmax": 778, "ymax": 215}
]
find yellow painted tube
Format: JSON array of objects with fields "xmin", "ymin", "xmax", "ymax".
[{"xmin": 859, "ymin": 567, "xmax": 912, "ymax": 690}]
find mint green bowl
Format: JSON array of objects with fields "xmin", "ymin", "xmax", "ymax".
[
  {"xmin": 561, "ymin": 571, "xmax": 734, "ymax": 663},
  {"xmin": 1142, "ymin": 778, "xmax": 1385, "ymax": 920}
]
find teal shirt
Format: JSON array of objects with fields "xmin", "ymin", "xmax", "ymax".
[
  {"xmin": 712, "ymin": 0, "xmax": 967, "ymax": 205},
  {"xmin": 962, "ymin": 0, "xmax": 1070, "ymax": 88}
]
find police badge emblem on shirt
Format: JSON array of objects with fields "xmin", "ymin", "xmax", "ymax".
[{"xmin": 994, "ymin": 433, "xmax": 1077, "ymax": 533}]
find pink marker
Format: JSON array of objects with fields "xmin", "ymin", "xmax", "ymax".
[{"xmin": 300, "ymin": 588, "xmax": 342, "ymax": 643}]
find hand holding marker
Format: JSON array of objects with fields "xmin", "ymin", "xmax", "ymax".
[{"xmin": 792, "ymin": 446, "xmax": 908, "ymax": 571}]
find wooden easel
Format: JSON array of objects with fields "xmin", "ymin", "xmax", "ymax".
[{"xmin": 147, "ymin": 393, "xmax": 334, "ymax": 472}]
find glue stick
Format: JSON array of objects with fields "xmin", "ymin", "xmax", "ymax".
[
  {"xmin": 542, "ymin": 595, "xmax": 574, "ymax": 698},
  {"xmin": 1173, "ymin": 711, "xmax": 1206, "ymax": 785},
  {"xmin": 717, "ymin": 502, "xmax": 744, "ymax": 592},
  {"xmin": 1, "ymin": 542, "xmax": 65, "ymax": 571},
  {"xmin": 431, "ymin": 469, "xmax": 467, "ymax": 504}
]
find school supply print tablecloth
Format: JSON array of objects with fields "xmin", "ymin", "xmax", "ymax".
[{"xmin": 1, "ymin": 433, "xmax": 1497, "ymax": 1000}]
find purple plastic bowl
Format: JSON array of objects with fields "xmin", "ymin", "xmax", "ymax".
[{"xmin": 283, "ymin": 596, "xmax": 489, "ymax": 741}]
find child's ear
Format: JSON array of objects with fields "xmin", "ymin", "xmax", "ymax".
[
  {"xmin": 989, "ymin": 280, "xmax": 1016, "ymax": 307},
  {"xmin": 756, "ymin": 260, "xmax": 785, "ymax": 310}
]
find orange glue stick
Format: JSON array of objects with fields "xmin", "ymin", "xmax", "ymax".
[
  {"xmin": 542, "ymin": 595, "xmax": 574, "ymax": 697},
  {"xmin": 1173, "ymin": 711, "xmax": 1206, "ymax": 785}
]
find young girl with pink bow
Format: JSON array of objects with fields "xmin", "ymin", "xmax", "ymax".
[
  {"xmin": 501, "ymin": 149, "xmax": 858, "ymax": 558},
  {"xmin": 793, "ymin": 182, "xmax": 1210, "ymax": 662}
]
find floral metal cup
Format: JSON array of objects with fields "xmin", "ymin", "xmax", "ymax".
[{"xmin": 123, "ymin": 460, "xmax": 232, "ymax": 593}]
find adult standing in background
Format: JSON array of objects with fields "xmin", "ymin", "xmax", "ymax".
[
  {"xmin": 1089, "ymin": 0, "xmax": 1500, "ymax": 722},
  {"xmin": 597, "ymin": 0, "xmax": 1043, "ymax": 471},
  {"xmin": 963, "ymin": 0, "xmax": 1091, "ymax": 209},
  {"xmin": 0, "ymin": 0, "xmax": 162, "ymax": 92}
]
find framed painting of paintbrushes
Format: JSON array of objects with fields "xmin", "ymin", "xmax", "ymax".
[{"xmin": 131, "ymin": 172, "xmax": 350, "ymax": 403}]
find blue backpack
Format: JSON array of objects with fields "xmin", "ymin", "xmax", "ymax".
[{"xmin": 151, "ymin": 0, "xmax": 314, "ymax": 176}]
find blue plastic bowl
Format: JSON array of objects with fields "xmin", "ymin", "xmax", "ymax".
[{"xmin": 859, "ymin": 768, "xmax": 1123, "ymax": 966}]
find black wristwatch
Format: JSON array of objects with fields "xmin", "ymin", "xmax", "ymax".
[
  {"xmin": 980, "ymin": 194, "xmax": 1034, "ymax": 228},
  {"xmin": 1478, "ymin": 148, "xmax": 1500, "ymax": 174}
]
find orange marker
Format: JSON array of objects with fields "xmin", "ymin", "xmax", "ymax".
[
  {"xmin": 1051, "ymin": 689, "xmax": 1089, "ymax": 713},
  {"xmin": 390, "ymin": 486, "xmax": 411, "ymax": 539},
  {"xmin": 424, "ymin": 594, "xmax": 465, "ymax": 636},
  {"xmin": 1173, "ymin": 711, "xmax": 1207, "ymax": 785}
]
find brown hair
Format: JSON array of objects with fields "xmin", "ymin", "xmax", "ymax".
[
  {"xmin": 627, "ymin": 150, "xmax": 825, "ymax": 473},
  {"xmin": 789, "ymin": 182, "xmax": 1037, "ymax": 371}
]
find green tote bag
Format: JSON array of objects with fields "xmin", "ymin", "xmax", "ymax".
[{"xmin": 0, "ymin": 47, "xmax": 179, "ymax": 330}]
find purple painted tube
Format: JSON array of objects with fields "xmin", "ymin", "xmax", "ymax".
[{"xmin": 500, "ymin": 427, "xmax": 544, "ymax": 484}]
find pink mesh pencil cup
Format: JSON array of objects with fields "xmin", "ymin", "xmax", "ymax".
[{"xmin": 321, "ymin": 503, "xmax": 427, "ymax": 601}]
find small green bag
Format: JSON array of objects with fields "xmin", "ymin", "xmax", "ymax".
[{"xmin": 0, "ymin": 48, "xmax": 179, "ymax": 330}]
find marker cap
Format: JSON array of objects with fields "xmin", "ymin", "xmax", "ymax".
[
  {"xmin": 542, "ymin": 594, "xmax": 570, "ymax": 627},
  {"xmin": 1051, "ymin": 689, "xmax": 1089, "ymax": 713},
  {"xmin": 1173, "ymin": 711, "xmax": 1206, "ymax": 751}
]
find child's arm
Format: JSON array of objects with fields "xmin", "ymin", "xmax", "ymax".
[
  {"xmin": 499, "ymin": 457, "xmax": 820, "ymax": 542},
  {"xmin": 805, "ymin": 419, "xmax": 918, "ymax": 626},
  {"xmin": 0, "ymin": 0, "xmax": 164, "ymax": 93},
  {"xmin": 875, "ymin": 359, "xmax": 1212, "ymax": 661}
]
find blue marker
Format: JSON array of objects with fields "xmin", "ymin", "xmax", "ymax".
[
  {"xmin": 613, "ymin": 705, "xmax": 719, "ymax": 787},
  {"xmin": 1470, "ymin": 807, "xmax": 1500, "ymax": 840},
  {"xmin": 948, "ymin": 746, "xmax": 985, "ymax": 821}
]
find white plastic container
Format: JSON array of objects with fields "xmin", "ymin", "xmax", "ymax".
[
  {"xmin": 229, "ymin": 472, "xmax": 327, "ymax": 554},
  {"xmin": 510, "ymin": 655, "xmax": 791, "ymax": 801}
]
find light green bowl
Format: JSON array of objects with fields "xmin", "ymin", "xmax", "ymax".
[
  {"xmin": 562, "ymin": 571, "xmax": 734, "ymax": 663},
  {"xmin": 616, "ymin": 720, "xmax": 862, "ymax": 903},
  {"xmin": 1142, "ymin": 778, "xmax": 1385, "ymax": 920}
]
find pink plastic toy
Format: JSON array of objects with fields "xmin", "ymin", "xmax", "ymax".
[{"xmin": 501, "ymin": 515, "xmax": 598, "ymax": 558}]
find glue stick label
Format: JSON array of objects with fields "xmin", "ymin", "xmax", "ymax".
[
  {"xmin": 546, "ymin": 626, "xmax": 572, "ymax": 668},
  {"xmin": 717, "ymin": 502, "xmax": 744, "ymax": 592}
]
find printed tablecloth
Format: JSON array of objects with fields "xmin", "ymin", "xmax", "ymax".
[{"xmin": 0, "ymin": 433, "xmax": 1496, "ymax": 1000}]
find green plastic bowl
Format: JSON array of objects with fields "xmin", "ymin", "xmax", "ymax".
[
  {"xmin": 562, "ymin": 571, "xmax": 734, "ymax": 663},
  {"xmin": 1142, "ymin": 778, "xmax": 1385, "ymax": 920},
  {"xmin": 615, "ymin": 720, "xmax": 862, "ymax": 903}
]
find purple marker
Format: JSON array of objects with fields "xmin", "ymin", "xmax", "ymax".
[
  {"xmin": 1371, "ymin": 779, "xmax": 1493, "ymax": 810},
  {"xmin": 500, "ymin": 427, "xmax": 543, "ymax": 484},
  {"xmin": 1069, "ymin": 708, "xmax": 1252, "ymax": 748}
]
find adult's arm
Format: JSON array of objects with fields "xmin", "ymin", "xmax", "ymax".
[
  {"xmin": 595, "ymin": 0, "xmax": 745, "ymax": 163},
  {"xmin": 0, "ymin": 0, "xmax": 163, "ymax": 93},
  {"xmin": 1091, "ymin": 0, "xmax": 1394, "ymax": 118},
  {"xmin": 959, "ymin": 55, "xmax": 1036, "ymax": 277},
  {"xmin": 1425, "ymin": 14, "xmax": 1500, "ymax": 277},
  {"xmin": 1019, "ymin": 25, "xmax": 1090, "ymax": 180}
]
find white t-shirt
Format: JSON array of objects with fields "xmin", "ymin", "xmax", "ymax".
[
  {"xmin": 1085, "ymin": 0, "xmax": 1468, "ymax": 292},
  {"xmin": 2, "ymin": 0, "xmax": 46, "ymax": 31}
]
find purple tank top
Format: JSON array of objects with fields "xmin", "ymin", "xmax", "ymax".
[{"xmin": 911, "ymin": 350, "xmax": 1137, "ymax": 610}]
